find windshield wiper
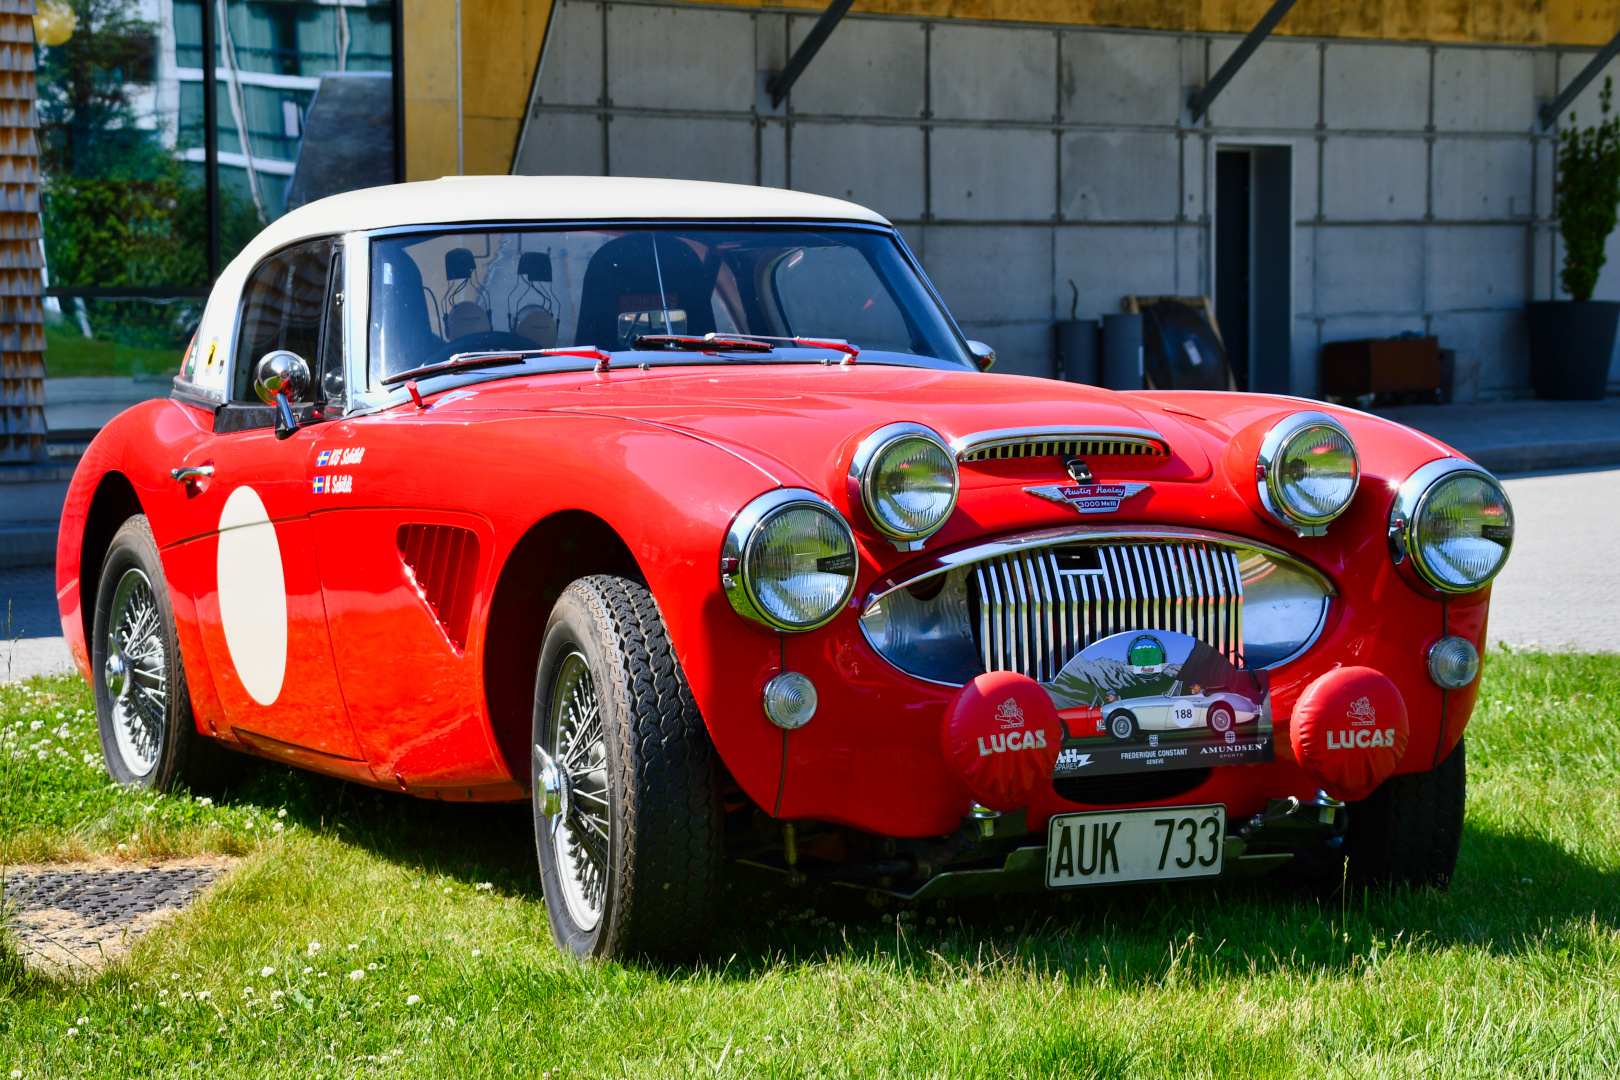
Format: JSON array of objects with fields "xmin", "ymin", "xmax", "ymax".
[
  {"xmin": 381, "ymin": 347, "xmax": 612, "ymax": 386},
  {"xmin": 631, "ymin": 333, "xmax": 860, "ymax": 361},
  {"xmin": 631, "ymin": 334, "xmax": 774, "ymax": 353}
]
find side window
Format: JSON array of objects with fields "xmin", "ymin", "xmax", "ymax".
[
  {"xmin": 317, "ymin": 250, "xmax": 345, "ymax": 407},
  {"xmin": 233, "ymin": 240, "xmax": 334, "ymax": 403}
]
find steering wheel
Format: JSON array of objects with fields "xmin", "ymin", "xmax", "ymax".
[{"xmin": 417, "ymin": 330, "xmax": 545, "ymax": 370}]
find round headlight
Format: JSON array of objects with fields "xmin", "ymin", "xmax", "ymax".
[
  {"xmin": 1256, "ymin": 412, "xmax": 1360, "ymax": 534},
  {"xmin": 722, "ymin": 489, "xmax": 857, "ymax": 631},
  {"xmin": 1391, "ymin": 459, "xmax": 1514, "ymax": 594},
  {"xmin": 849, "ymin": 424, "xmax": 958, "ymax": 546}
]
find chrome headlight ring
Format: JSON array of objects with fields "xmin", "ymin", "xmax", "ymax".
[
  {"xmin": 1389, "ymin": 458, "xmax": 1515, "ymax": 595},
  {"xmin": 847, "ymin": 422, "xmax": 959, "ymax": 551},
  {"xmin": 722, "ymin": 488, "xmax": 858, "ymax": 632},
  {"xmin": 1255, "ymin": 411, "xmax": 1361, "ymax": 536}
]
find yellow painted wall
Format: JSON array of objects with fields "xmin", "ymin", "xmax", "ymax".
[
  {"xmin": 405, "ymin": 0, "xmax": 1620, "ymax": 180},
  {"xmin": 404, "ymin": 0, "xmax": 554, "ymax": 180}
]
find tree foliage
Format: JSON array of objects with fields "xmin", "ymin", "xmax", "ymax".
[
  {"xmin": 35, "ymin": 0, "xmax": 258, "ymax": 288},
  {"xmin": 1557, "ymin": 78, "xmax": 1620, "ymax": 302}
]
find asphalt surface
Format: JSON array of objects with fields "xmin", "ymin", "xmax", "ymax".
[{"xmin": 0, "ymin": 468, "xmax": 1613, "ymax": 684}]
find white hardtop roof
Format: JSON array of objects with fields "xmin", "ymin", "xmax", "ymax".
[{"xmin": 249, "ymin": 175, "xmax": 890, "ymax": 259}]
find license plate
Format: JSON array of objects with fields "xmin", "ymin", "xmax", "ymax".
[{"xmin": 1046, "ymin": 804, "xmax": 1225, "ymax": 888}]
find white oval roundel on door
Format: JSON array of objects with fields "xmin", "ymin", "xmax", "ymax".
[{"xmin": 216, "ymin": 485, "xmax": 288, "ymax": 706}]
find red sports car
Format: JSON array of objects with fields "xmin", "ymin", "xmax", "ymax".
[{"xmin": 56, "ymin": 177, "xmax": 1512, "ymax": 960}]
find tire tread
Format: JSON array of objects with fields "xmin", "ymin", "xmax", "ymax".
[
  {"xmin": 573, "ymin": 575, "xmax": 721, "ymax": 961},
  {"xmin": 1346, "ymin": 737, "xmax": 1466, "ymax": 890}
]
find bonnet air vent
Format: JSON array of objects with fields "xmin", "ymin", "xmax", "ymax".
[
  {"xmin": 951, "ymin": 427, "xmax": 1171, "ymax": 463},
  {"xmin": 397, "ymin": 524, "xmax": 481, "ymax": 650}
]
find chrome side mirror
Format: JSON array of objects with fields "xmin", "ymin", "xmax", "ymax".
[
  {"xmin": 967, "ymin": 340, "xmax": 996, "ymax": 372},
  {"xmin": 254, "ymin": 350, "xmax": 311, "ymax": 440}
]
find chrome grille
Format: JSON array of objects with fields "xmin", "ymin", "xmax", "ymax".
[
  {"xmin": 960, "ymin": 437, "xmax": 1166, "ymax": 462},
  {"xmin": 971, "ymin": 541, "xmax": 1244, "ymax": 682}
]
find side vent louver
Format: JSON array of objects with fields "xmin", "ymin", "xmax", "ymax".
[{"xmin": 397, "ymin": 524, "xmax": 481, "ymax": 650}]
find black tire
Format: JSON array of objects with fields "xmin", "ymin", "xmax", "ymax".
[
  {"xmin": 91, "ymin": 515, "xmax": 241, "ymax": 793},
  {"xmin": 1106, "ymin": 709, "xmax": 1138, "ymax": 743},
  {"xmin": 1345, "ymin": 737, "xmax": 1466, "ymax": 890},
  {"xmin": 531, "ymin": 575, "xmax": 721, "ymax": 962}
]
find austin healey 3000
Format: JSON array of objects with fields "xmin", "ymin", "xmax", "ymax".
[{"xmin": 57, "ymin": 176, "xmax": 1512, "ymax": 960}]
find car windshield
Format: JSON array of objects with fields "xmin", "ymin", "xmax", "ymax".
[{"xmin": 367, "ymin": 225, "xmax": 974, "ymax": 386}]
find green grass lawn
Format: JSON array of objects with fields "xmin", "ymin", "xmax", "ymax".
[
  {"xmin": 0, "ymin": 649, "xmax": 1617, "ymax": 1078},
  {"xmin": 42, "ymin": 324, "xmax": 183, "ymax": 380}
]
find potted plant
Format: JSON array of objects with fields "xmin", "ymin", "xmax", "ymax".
[{"xmin": 1529, "ymin": 77, "xmax": 1620, "ymax": 399}]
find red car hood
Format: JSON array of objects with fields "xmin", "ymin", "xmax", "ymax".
[{"xmin": 453, "ymin": 364, "xmax": 1213, "ymax": 487}]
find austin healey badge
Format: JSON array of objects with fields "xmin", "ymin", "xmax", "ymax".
[{"xmin": 1024, "ymin": 482, "xmax": 1150, "ymax": 515}]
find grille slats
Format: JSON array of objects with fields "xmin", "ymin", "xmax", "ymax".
[{"xmin": 973, "ymin": 541, "xmax": 1245, "ymax": 682}]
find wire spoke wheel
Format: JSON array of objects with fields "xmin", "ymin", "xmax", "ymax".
[
  {"xmin": 547, "ymin": 650, "xmax": 609, "ymax": 931},
  {"xmin": 106, "ymin": 567, "xmax": 167, "ymax": 776}
]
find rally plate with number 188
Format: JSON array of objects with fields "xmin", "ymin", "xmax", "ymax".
[{"xmin": 1046, "ymin": 805, "xmax": 1225, "ymax": 888}]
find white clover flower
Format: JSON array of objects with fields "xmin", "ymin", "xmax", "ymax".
[
  {"xmin": 470, "ymin": 949, "xmax": 482, "ymax": 957},
  {"xmin": 475, "ymin": 882, "xmax": 493, "ymax": 891},
  {"xmin": 406, "ymin": 994, "xmax": 421, "ymax": 1006},
  {"xmin": 277, "ymin": 808, "xmax": 287, "ymax": 818},
  {"xmin": 270, "ymin": 990, "xmax": 284, "ymax": 1000},
  {"xmin": 196, "ymin": 990, "xmax": 211, "ymax": 1000},
  {"xmin": 347, "ymin": 943, "xmax": 359, "ymax": 951},
  {"xmin": 242, "ymin": 987, "xmax": 254, "ymax": 997},
  {"xmin": 77, "ymin": 1017, "xmax": 88, "ymax": 1025},
  {"xmin": 307, "ymin": 941, "xmax": 321, "ymax": 954},
  {"xmin": 12, "ymin": 1068, "xmax": 23, "ymax": 1077},
  {"xmin": 65, "ymin": 1028, "xmax": 78, "ymax": 1037},
  {"xmin": 260, "ymin": 966, "xmax": 275, "ymax": 978},
  {"xmin": 171, "ymin": 973, "xmax": 180, "ymax": 980},
  {"xmin": 366, "ymin": 962, "xmax": 377, "ymax": 971},
  {"xmin": 348, "ymin": 970, "xmax": 365, "ymax": 982},
  {"xmin": 117, "ymin": 843, "xmax": 128, "ymax": 851},
  {"xmin": 272, "ymin": 822, "xmax": 284, "ymax": 833},
  {"xmin": 197, "ymin": 797, "xmax": 212, "ymax": 807},
  {"xmin": 302, "ymin": 966, "xmax": 312, "ymax": 974},
  {"xmin": 245, "ymin": 821, "xmax": 255, "ymax": 829}
]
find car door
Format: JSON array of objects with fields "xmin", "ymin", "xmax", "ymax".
[{"xmin": 170, "ymin": 238, "xmax": 370, "ymax": 771}]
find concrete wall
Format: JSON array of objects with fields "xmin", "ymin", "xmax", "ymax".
[{"xmin": 515, "ymin": 0, "xmax": 1620, "ymax": 396}]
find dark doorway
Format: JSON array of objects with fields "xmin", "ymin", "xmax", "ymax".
[
  {"xmin": 1215, "ymin": 150, "xmax": 1251, "ymax": 391},
  {"xmin": 1214, "ymin": 145, "xmax": 1292, "ymax": 394}
]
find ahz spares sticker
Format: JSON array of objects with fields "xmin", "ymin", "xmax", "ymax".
[{"xmin": 1044, "ymin": 629, "xmax": 1271, "ymax": 777}]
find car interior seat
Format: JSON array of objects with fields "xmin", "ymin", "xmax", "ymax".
[
  {"xmin": 441, "ymin": 246, "xmax": 491, "ymax": 341},
  {"xmin": 574, "ymin": 233, "xmax": 716, "ymax": 350}
]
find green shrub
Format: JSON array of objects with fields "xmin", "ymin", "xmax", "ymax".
[{"xmin": 1556, "ymin": 78, "xmax": 1620, "ymax": 301}]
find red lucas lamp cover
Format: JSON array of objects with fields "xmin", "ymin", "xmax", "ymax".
[
  {"xmin": 1291, "ymin": 666, "xmax": 1410, "ymax": 802},
  {"xmin": 940, "ymin": 671, "xmax": 1063, "ymax": 811}
]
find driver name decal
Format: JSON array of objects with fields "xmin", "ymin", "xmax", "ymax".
[
  {"xmin": 316, "ymin": 447, "xmax": 365, "ymax": 467},
  {"xmin": 312, "ymin": 475, "xmax": 353, "ymax": 495}
]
